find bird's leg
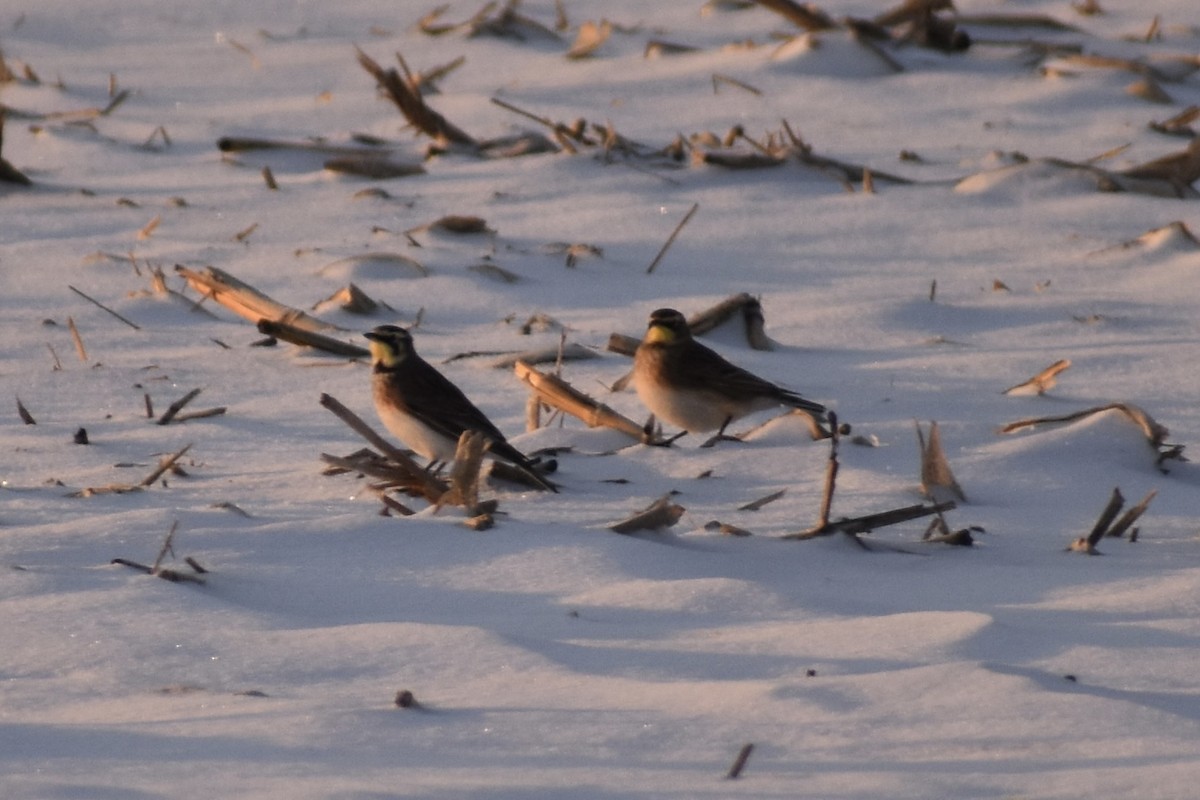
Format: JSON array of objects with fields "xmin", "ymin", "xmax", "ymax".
[
  {"xmin": 642, "ymin": 413, "xmax": 686, "ymax": 447},
  {"xmin": 700, "ymin": 416, "xmax": 742, "ymax": 448},
  {"xmin": 646, "ymin": 430, "xmax": 688, "ymax": 447}
]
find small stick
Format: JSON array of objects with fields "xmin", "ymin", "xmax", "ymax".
[
  {"xmin": 68, "ymin": 284, "xmax": 141, "ymax": 330},
  {"xmin": 184, "ymin": 556, "xmax": 208, "ymax": 574},
  {"xmin": 513, "ymin": 360, "xmax": 648, "ymax": 441},
  {"xmin": 379, "ymin": 492, "xmax": 416, "ymax": 517},
  {"xmin": 67, "ymin": 316, "xmax": 88, "ymax": 362},
  {"xmin": 47, "ymin": 343, "xmax": 63, "ymax": 371},
  {"xmin": 151, "ymin": 520, "xmax": 180, "ymax": 573},
  {"xmin": 785, "ymin": 501, "xmax": 957, "ymax": 540},
  {"xmin": 139, "ymin": 443, "xmax": 193, "ymax": 487},
  {"xmin": 712, "ymin": 73, "xmax": 762, "ymax": 96},
  {"xmin": 158, "ymin": 388, "xmax": 202, "ymax": 425},
  {"xmin": 137, "ymin": 215, "xmax": 161, "ymax": 240},
  {"xmin": 815, "ymin": 412, "xmax": 841, "ymax": 530},
  {"xmin": 606, "ymin": 333, "xmax": 640, "ymax": 357},
  {"xmin": 112, "ymin": 558, "xmax": 152, "ymax": 573},
  {"xmin": 261, "ymin": 166, "xmax": 278, "ymax": 190},
  {"xmin": 646, "ymin": 202, "xmax": 699, "ymax": 274},
  {"xmin": 171, "ymin": 407, "xmax": 227, "ymax": 423},
  {"xmin": 217, "ymin": 136, "xmax": 391, "ymax": 156},
  {"xmin": 726, "ymin": 743, "xmax": 755, "ymax": 779},
  {"xmin": 143, "ymin": 393, "xmax": 154, "ymax": 419},
  {"xmin": 738, "ymin": 489, "xmax": 786, "ymax": 512},
  {"xmin": 255, "ymin": 319, "xmax": 370, "ymax": 358}
]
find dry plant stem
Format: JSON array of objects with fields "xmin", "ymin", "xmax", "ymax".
[
  {"xmin": 319, "ymin": 393, "xmax": 446, "ymax": 500},
  {"xmin": 488, "ymin": 343, "xmax": 597, "ymax": 368},
  {"xmin": 606, "ymin": 333, "xmax": 640, "ymax": 357},
  {"xmin": 218, "ymin": 136, "xmax": 394, "ymax": 156},
  {"xmin": 67, "ymin": 316, "xmax": 88, "ymax": 362},
  {"xmin": 712, "ymin": 73, "xmax": 762, "ymax": 95},
  {"xmin": 323, "ymin": 156, "xmax": 425, "ymax": 179},
  {"xmin": 158, "ymin": 388, "xmax": 202, "ymax": 425},
  {"xmin": 686, "ymin": 293, "xmax": 755, "ymax": 335},
  {"xmin": 1086, "ymin": 487, "xmax": 1125, "ymax": 545},
  {"xmin": 256, "ymin": 319, "xmax": 370, "ymax": 358},
  {"xmin": 143, "ymin": 393, "xmax": 154, "ymax": 419},
  {"xmin": 140, "ymin": 443, "xmax": 193, "ymax": 487},
  {"xmin": 646, "ymin": 202, "xmax": 699, "ymax": 274},
  {"xmin": 999, "ymin": 403, "xmax": 1168, "ymax": 448},
  {"xmin": 438, "ymin": 430, "xmax": 488, "ymax": 513},
  {"xmin": 319, "ymin": 453, "xmax": 445, "ymax": 503},
  {"xmin": 739, "ymin": 489, "xmax": 786, "ymax": 511},
  {"xmin": 175, "ymin": 265, "xmax": 344, "ymax": 334},
  {"xmin": 356, "ymin": 48, "xmax": 476, "ymax": 147},
  {"xmin": 726, "ymin": 743, "xmax": 755, "ymax": 779},
  {"xmin": 1106, "ymin": 489, "xmax": 1157, "ymax": 539},
  {"xmin": 489, "ymin": 96, "xmax": 587, "ymax": 147},
  {"xmin": 815, "ymin": 411, "xmax": 841, "ymax": 529},
  {"xmin": 687, "ymin": 293, "xmax": 774, "ymax": 351},
  {"xmin": 171, "ymin": 407, "xmax": 227, "ymax": 423},
  {"xmin": 67, "ymin": 285, "xmax": 141, "ymax": 330},
  {"xmin": 513, "ymin": 360, "xmax": 648, "ymax": 441},
  {"xmin": 786, "ymin": 501, "xmax": 958, "ymax": 540},
  {"xmin": 379, "ymin": 492, "xmax": 416, "ymax": 516},
  {"xmin": 151, "ymin": 520, "xmax": 180, "ymax": 573},
  {"xmin": 0, "ymin": 88, "xmax": 129, "ymax": 123},
  {"xmin": 753, "ymin": 0, "xmax": 836, "ymax": 30},
  {"xmin": 781, "ymin": 119, "xmax": 913, "ymax": 185}
]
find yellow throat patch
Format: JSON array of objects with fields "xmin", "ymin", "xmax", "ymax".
[
  {"xmin": 643, "ymin": 323, "xmax": 678, "ymax": 345},
  {"xmin": 368, "ymin": 338, "xmax": 402, "ymax": 367}
]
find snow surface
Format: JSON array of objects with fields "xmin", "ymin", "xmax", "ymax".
[{"xmin": 3, "ymin": 1, "xmax": 1200, "ymax": 797}]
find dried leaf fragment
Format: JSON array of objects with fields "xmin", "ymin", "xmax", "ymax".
[
  {"xmin": 312, "ymin": 283, "xmax": 385, "ymax": 315},
  {"xmin": 566, "ymin": 20, "xmax": 612, "ymax": 59},
  {"xmin": 608, "ymin": 494, "xmax": 685, "ymax": 534},
  {"xmin": 917, "ymin": 420, "xmax": 965, "ymax": 503},
  {"xmin": 1003, "ymin": 359, "xmax": 1071, "ymax": 396}
]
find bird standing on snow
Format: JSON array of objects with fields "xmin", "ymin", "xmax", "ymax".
[
  {"xmin": 633, "ymin": 308, "xmax": 828, "ymax": 446},
  {"xmin": 364, "ymin": 324, "xmax": 556, "ymax": 491}
]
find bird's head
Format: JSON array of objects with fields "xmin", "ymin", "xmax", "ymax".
[
  {"xmin": 643, "ymin": 308, "xmax": 691, "ymax": 345},
  {"xmin": 363, "ymin": 324, "xmax": 414, "ymax": 367}
]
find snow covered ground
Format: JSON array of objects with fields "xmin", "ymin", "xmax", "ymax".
[{"xmin": 4, "ymin": 1, "xmax": 1200, "ymax": 797}]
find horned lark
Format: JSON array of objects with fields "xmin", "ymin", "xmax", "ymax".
[
  {"xmin": 633, "ymin": 308, "xmax": 827, "ymax": 446},
  {"xmin": 364, "ymin": 325, "xmax": 556, "ymax": 491}
]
